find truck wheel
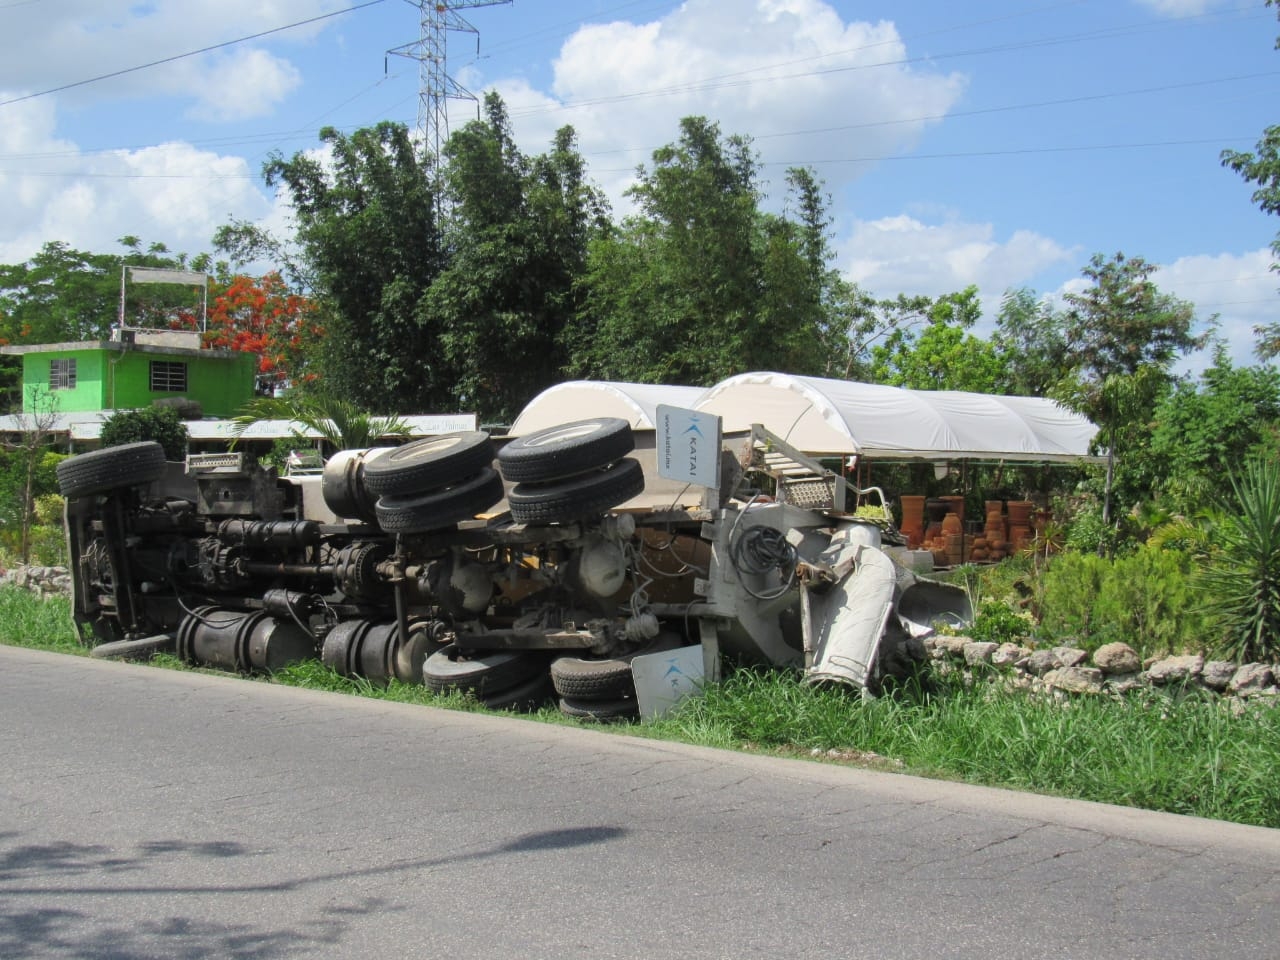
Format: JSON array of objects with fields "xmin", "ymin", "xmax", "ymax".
[
  {"xmin": 550, "ymin": 633, "xmax": 683, "ymax": 699},
  {"xmin": 558, "ymin": 696, "xmax": 639, "ymax": 722},
  {"xmin": 362, "ymin": 432, "xmax": 495, "ymax": 497},
  {"xmin": 507, "ymin": 458, "xmax": 644, "ymax": 525},
  {"xmin": 56, "ymin": 442, "xmax": 166, "ymax": 498},
  {"xmin": 374, "ymin": 468, "xmax": 505, "ymax": 534},
  {"xmin": 497, "ymin": 418, "xmax": 633, "ymax": 484},
  {"xmin": 423, "ymin": 643, "xmax": 547, "ymax": 696},
  {"xmin": 550, "ymin": 657, "xmax": 635, "ymax": 700},
  {"xmin": 478, "ymin": 670, "xmax": 555, "ymax": 712}
]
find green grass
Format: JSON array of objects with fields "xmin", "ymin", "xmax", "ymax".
[
  {"xmin": 0, "ymin": 587, "xmax": 81, "ymax": 651},
  {"xmin": 646, "ymin": 668, "xmax": 1280, "ymax": 827},
  {"xmin": 4, "ymin": 585, "xmax": 1279, "ymax": 828}
]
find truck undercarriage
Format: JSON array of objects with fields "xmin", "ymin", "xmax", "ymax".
[{"xmin": 59, "ymin": 419, "xmax": 971, "ymax": 719}]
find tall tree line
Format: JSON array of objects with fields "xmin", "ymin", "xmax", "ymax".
[{"xmin": 210, "ymin": 100, "xmax": 858, "ymax": 421}]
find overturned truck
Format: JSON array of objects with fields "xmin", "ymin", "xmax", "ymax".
[{"xmin": 58, "ymin": 419, "xmax": 970, "ymax": 719}]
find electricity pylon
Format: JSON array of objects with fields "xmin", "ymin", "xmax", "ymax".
[{"xmin": 388, "ymin": 0, "xmax": 513, "ymax": 162}]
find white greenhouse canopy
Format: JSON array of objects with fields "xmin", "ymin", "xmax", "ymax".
[
  {"xmin": 508, "ymin": 373, "xmax": 1103, "ymax": 465},
  {"xmin": 694, "ymin": 372, "xmax": 1103, "ymax": 463},
  {"xmin": 508, "ymin": 381, "xmax": 709, "ymax": 435}
]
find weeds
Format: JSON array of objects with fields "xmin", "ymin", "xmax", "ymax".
[
  {"xmin": 647, "ymin": 667, "xmax": 1280, "ymax": 828},
  {"xmin": 0, "ymin": 589, "xmax": 79, "ymax": 650}
]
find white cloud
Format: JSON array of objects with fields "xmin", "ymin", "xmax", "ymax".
[
  {"xmin": 1149, "ymin": 249, "xmax": 1278, "ymax": 370},
  {"xmin": 177, "ymin": 48, "xmax": 303, "ymax": 122},
  {"xmin": 840, "ymin": 214, "xmax": 1078, "ymax": 300},
  {"xmin": 0, "ymin": 95, "xmax": 272, "ymax": 263},
  {"xmin": 495, "ymin": 0, "xmax": 966, "ymax": 208},
  {"xmin": 1130, "ymin": 0, "xmax": 1229, "ymax": 17},
  {"xmin": 0, "ymin": 0, "xmax": 338, "ymax": 115}
]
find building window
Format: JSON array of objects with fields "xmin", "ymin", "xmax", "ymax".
[
  {"xmin": 150, "ymin": 360, "xmax": 188, "ymax": 392},
  {"xmin": 50, "ymin": 358, "xmax": 76, "ymax": 390}
]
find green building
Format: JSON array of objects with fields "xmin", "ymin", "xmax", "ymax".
[{"xmin": 1, "ymin": 330, "xmax": 257, "ymax": 418}]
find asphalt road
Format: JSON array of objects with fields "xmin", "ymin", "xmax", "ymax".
[{"xmin": 2, "ymin": 644, "xmax": 1278, "ymax": 960}]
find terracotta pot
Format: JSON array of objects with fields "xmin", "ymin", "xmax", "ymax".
[
  {"xmin": 940, "ymin": 495, "xmax": 965, "ymax": 524},
  {"xmin": 1007, "ymin": 501, "xmax": 1034, "ymax": 526}
]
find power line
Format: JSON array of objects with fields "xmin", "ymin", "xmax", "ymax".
[
  {"xmin": 0, "ymin": 0, "xmax": 390, "ymax": 109},
  {"xmin": 2, "ymin": 133, "xmax": 1262, "ymax": 182},
  {"xmin": 2, "ymin": 64, "xmax": 1273, "ymax": 169},
  {"xmin": 506, "ymin": 6, "xmax": 1269, "ymax": 121}
]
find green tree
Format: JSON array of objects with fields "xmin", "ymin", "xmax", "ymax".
[
  {"xmin": 868, "ymin": 287, "xmax": 1008, "ymax": 392},
  {"xmin": 100, "ymin": 406, "xmax": 189, "ymax": 461},
  {"xmin": 572, "ymin": 117, "xmax": 839, "ymax": 384},
  {"xmin": 1058, "ymin": 252, "xmax": 1203, "ymax": 522},
  {"xmin": 260, "ymin": 123, "xmax": 445, "ymax": 412},
  {"xmin": 0, "ymin": 386, "xmax": 62, "ymax": 563},
  {"xmin": 423, "ymin": 95, "xmax": 609, "ymax": 423},
  {"xmin": 992, "ymin": 287, "xmax": 1071, "ymax": 395},
  {"xmin": 1201, "ymin": 456, "xmax": 1280, "ymax": 662},
  {"xmin": 1220, "ymin": 0, "xmax": 1280, "ymax": 358},
  {"xmin": 0, "ymin": 239, "xmax": 209, "ymax": 347},
  {"xmin": 1149, "ymin": 347, "xmax": 1280, "ymax": 510}
]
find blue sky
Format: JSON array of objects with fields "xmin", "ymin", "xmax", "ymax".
[{"xmin": 0, "ymin": 0, "xmax": 1277, "ymax": 373}]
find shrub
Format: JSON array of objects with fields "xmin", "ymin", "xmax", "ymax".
[
  {"xmin": 968, "ymin": 601, "xmax": 1034, "ymax": 646},
  {"xmin": 1037, "ymin": 551, "xmax": 1109, "ymax": 649},
  {"xmin": 33, "ymin": 493, "xmax": 64, "ymax": 526},
  {"xmin": 1201, "ymin": 458, "xmax": 1280, "ymax": 663},
  {"xmin": 1035, "ymin": 544, "xmax": 1206, "ymax": 656},
  {"xmin": 1096, "ymin": 547, "xmax": 1208, "ymax": 656},
  {"xmin": 100, "ymin": 406, "xmax": 188, "ymax": 460}
]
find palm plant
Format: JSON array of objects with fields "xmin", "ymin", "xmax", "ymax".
[
  {"xmin": 1201, "ymin": 457, "xmax": 1280, "ymax": 663},
  {"xmin": 231, "ymin": 390, "xmax": 410, "ymax": 458}
]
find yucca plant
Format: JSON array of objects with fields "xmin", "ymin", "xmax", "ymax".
[{"xmin": 1201, "ymin": 457, "xmax": 1280, "ymax": 663}]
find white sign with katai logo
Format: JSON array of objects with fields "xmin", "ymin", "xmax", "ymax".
[{"xmin": 656, "ymin": 405, "xmax": 721, "ymax": 489}]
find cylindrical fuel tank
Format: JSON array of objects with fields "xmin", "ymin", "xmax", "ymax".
[{"xmin": 176, "ymin": 606, "xmax": 315, "ymax": 673}]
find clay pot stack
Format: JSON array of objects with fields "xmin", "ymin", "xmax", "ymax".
[
  {"xmin": 1007, "ymin": 500, "xmax": 1035, "ymax": 553},
  {"xmin": 899, "ymin": 495, "xmax": 926, "ymax": 548},
  {"xmin": 916, "ymin": 498, "xmax": 967, "ymax": 567}
]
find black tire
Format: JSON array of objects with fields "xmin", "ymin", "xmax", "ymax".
[
  {"xmin": 423, "ymin": 643, "xmax": 547, "ymax": 696},
  {"xmin": 558, "ymin": 696, "xmax": 639, "ymax": 722},
  {"xmin": 507, "ymin": 458, "xmax": 645, "ymax": 525},
  {"xmin": 550, "ymin": 633, "xmax": 683, "ymax": 699},
  {"xmin": 497, "ymin": 418, "xmax": 634, "ymax": 484},
  {"xmin": 362, "ymin": 432, "xmax": 495, "ymax": 497},
  {"xmin": 375, "ymin": 468, "xmax": 505, "ymax": 534},
  {"xmin": 550, "ymin": 657, "xmax": 635, "ymax": 700},
  {"xmin": 88, "ymin": 634, "xmax": 174, "ymax": 661},
  {"xmin": 479, "ymin": 670, "xmax": 556, "ymax": 713},
  {"xmin": 56, "ymin": 442, "xmax": 166, "ymax": 498}
]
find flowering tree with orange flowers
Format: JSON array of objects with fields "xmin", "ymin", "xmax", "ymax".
[{"xmin": 194, "ymin": 273, "xmax": 322, "ymax": 393}]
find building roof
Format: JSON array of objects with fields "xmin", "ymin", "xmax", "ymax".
[
  {"xmin": 0, "ymin": 340, "xmax": 241, "ymax": 360},
  {"xmin": 0, "ymin": 411, "xmax": 477, "ymax": 442}
]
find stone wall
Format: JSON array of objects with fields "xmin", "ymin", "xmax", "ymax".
[
  {"xmin": 0, "ymin": 564, "xmax": 72, "ymax": 599},
  {"xmin": 927, "ymin": 635, "xmax": 1280, "ymax": 705}
]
